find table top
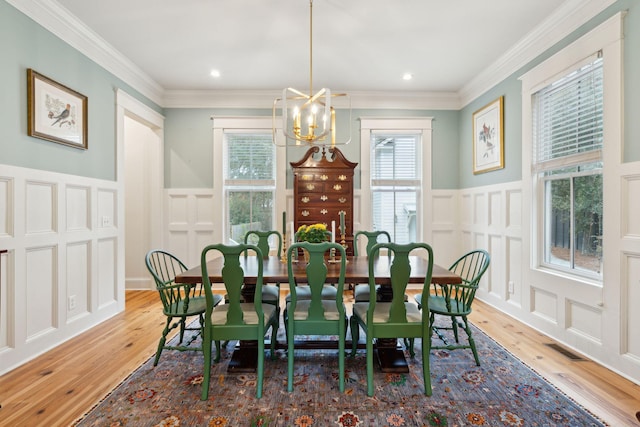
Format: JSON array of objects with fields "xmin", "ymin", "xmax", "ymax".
[{"xmin": 176, "ymin": 255, "xmax": 461, "ymax": 285}]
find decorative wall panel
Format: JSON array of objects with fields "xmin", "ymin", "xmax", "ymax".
[
  {"xmin": 488, "ymin": 191, "xmax": 502, "ymax": 228},
  {"xmin": 66, "ymin": 241, "xmax": 89, "ymax": 320},
  {"xmin": 97, "ymin": 238, "xmax": 116, "ymax": 308},
  {"xmin": 26, "ymin": 181, "xmax": 55, "ymax": 234},
  {"xmin": 623, "ymin": 175, "xmax": 640, "ymax": 237},
  {"xmin": 567, "ymin": 300, "xmax": 603, "ymax": 343},
  {"xmin": 625, "ymin": 254, "xmax": 640, "ymax": 357},
  {"xmin": 66, "ymin": 185, "xmax": 90, "ymax": 231},
  {"xmin": 0, "ymin": 178, "xmax": 11, "ymax": 237},
  {"xmin": 97, "ymin": 189, "xmax": 116, "ymax": 228},
  {"xmin": 506, "ymin": 236, "xmax": 522, "ymax": 307},
  {"xmin": 166, "ymin": 190, "xmax": 216, "ymax": 267},
  {"xmin": 26, "ymin": 246, "xmax": 56, "ymax": 340},
  {"xmin": 531, "ymin": 287, "xmax": 558, "ymax": 324}
]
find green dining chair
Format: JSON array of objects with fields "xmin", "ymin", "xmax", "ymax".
[
  {"xmin": 145, "ymin": 249, "xmax": 223, "ymax": 366},
  {"xmin": 243, "ymin": 230, "xmax": 282, "ymax": 307},
  {"xmin": 352, "ymin": 230, "xmax": 391, "ymax": 302},
  {"xmin": 285, "ymin": 227, "xmax": 338, "ymax": 301},
  {"xmin": 285, "ymin": 241, "xmax": 348, "ymax": 392},
  {"xmin": 200, "ymin": 243, "xmax": 279, "ymax": 400},
  {"xmin": 350, "ymin": 242, "xmax": 434, "ymax": 397},
  {"xmin": 415, "ymin": 249, "xmax": 490, "ymax": 365}
]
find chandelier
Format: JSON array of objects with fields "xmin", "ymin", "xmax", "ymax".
[{"xmin": 273, "ymin": 0, "xmax": 351, "ymax": 147}]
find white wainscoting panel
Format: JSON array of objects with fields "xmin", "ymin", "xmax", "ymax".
[
  {"xmin": 0, "ymin": 178, "xmax": 11, "ymax": 237},
  {"xmin": 566, "ymin": 299, "xmax": 602, "ymax": 344},
  {"xmin": 506, "ymin": 236, "xmax": 522, "ymax": 308},
  {"xmin": 25, "ymin": 246, "xmax": 57, "ymax": 340},
  {"xmin": 0, "ymin": 164, "xmax": 122, "ymax": 376},
  {"xmin": 625, "ymin": 253, "xmax": 640, "ymax": 358},
  {"xmin": 66, "ymin": 241, "xmax": 89, "ymax": 320},
  {"xmin": 531, "ymin": 286, "xmax": 558, "ymax": 325},
  {"xmin": 26, "ymin": 181, "xmax": 56, "ymax": 234},
  {"xmin": 66, "ymin": 186, "xmax": 90, "ymax": 231},
  {"xmin": 165, "ymin": 189, "xmax": 216, "ymax": 267},
  {"xmin": 97, "ymin": 238, "xmax": 117, "ymax": 309}
]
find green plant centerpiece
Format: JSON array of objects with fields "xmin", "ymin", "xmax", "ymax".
[
  {"xmin": 296, "ymin": 223, "xmax": 329, "ymax": 262},
  {"xmin": 296, "ymin": 223, "xmax": 329, "ymax": 243}
]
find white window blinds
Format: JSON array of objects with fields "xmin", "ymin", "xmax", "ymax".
[
  {"xmin": 532, "ymin": 55, "xmax": 603, "ymax": 172},
  {"xmin": 225, "ymin": 133, "xmax": 275, "ymax": 183}
]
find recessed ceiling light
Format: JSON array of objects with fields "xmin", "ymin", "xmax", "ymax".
[
  {"xmin": 402, "ymin": 73, "xmax": 413, "ymax": 81},
  {"xmin": 210, "ymin": 69, "xmax": 221, "ymax": 78}
]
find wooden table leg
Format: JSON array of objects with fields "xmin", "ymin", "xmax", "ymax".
[{"xmin": 375, "ymin": 286, "xmax": 410, "ymax": 373}]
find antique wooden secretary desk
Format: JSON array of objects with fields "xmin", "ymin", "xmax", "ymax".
[{"xmin": 290, "ymin": 146, "xmax": 358, "ymax": 254}]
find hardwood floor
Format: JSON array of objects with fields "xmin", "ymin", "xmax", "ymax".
[{"xmin": 0, "ymin": 290, "xmax": 638, "ymax": 426}]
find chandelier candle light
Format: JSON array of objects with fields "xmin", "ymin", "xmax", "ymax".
[{"xmin": 272, "ymin": 0, "xmax": 351, "ymax": 147}]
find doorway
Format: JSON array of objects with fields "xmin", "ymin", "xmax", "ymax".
[{"xmin": 116, "ymin": 90, "xmax": 164, "ymax": 291}]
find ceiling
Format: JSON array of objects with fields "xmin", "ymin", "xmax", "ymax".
[{"xmin": 50, "ymin": 0, "xmax": 574, "ymax": 97}]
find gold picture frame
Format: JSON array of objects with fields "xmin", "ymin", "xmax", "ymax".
[
  {"xmin": 472, "ymin": 96, "xmax": 503, "ymax": 174},
  {"xmin": 27, "ymin": 69, "xmax": 88, "ymax": 149}
]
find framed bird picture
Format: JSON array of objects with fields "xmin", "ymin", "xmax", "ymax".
[
  {"xmin": 472, "ymin": 96, "xmax": 503, "ymax": 174},
  {"xmin": 27, "ymin": 69, "xmax": 88, "ymax": 149}
]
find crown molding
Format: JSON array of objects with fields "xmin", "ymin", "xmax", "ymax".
[
  {"xmin": 7, "ymin": 0, "xmax": 165, "ymax": 106},
  {"xmin": 458, "ymin": 0, "xmax": 617, "ymax": 107},
  {"xmin": 10, "ymin": 0, "xmax": 616, "ymax": 111},
  {"xmin": 163, "ymin": 89, "xmax": 461, "ymax": 110}
]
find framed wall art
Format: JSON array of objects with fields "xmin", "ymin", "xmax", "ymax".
[
  {"xmin": 27, "ymin": 69, "xmax": 88, "ymax": 149},
  {"xmin": 472, "ymin": 96, "xmax": 503, "ymax": 174}
]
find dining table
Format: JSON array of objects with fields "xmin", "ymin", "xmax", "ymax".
[{"xmin": 175, "ymin": 254, "xmax": 462, "ymax": 373}]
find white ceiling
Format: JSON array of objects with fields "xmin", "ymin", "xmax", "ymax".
[{"xmin": 18, "ymin": 0, "xmax": 610, "ymax": 107}]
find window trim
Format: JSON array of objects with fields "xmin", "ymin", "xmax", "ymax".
[
  {"xmin": 212, "ymin": 117, "xmax": 285, "ymax": 244},
  {"xmin": 519, "ymin": 12, "xmax": 623, "ymax": 287},
  {"xmin": 359, "ymin": 117, "xmax": 433, "ymax": 243}
]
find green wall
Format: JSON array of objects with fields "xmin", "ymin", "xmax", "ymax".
[
  {"xmin": 163, "ymin": 107, "xmax": 460, "ymax": 190},
  {"xmin": 458, "ymin": 0, "xmax": 640, "ymax": 189},
  {"xmin": 0, "ymin": 1, "xmax": 160, "ymax": 181}
]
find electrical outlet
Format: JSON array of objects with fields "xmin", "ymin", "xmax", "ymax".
[
  {"xmin": 68, "ymin": 295, "xmax": 76, "ymax": 311},
  {"xmin": 101, "ymin": 216, "xmax": 111, "ymax": 227},
  {"xmin": 508, "ymin": 281, "xmax": 515, "ymax": 293}
]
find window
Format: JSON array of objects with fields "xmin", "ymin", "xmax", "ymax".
[
  {"xmin": 213, "ymin": 116, "xmax": 285, "ymax": 247},
  {"xmin": 370, "ymin": 132, "xmax": 421, "ymax": 243},
  {"xmin": 532, "ymin": 56, "xmax": 603, "ymax": 278},
  {"xmin": 224, "ymin": 132, "xmax": 275, "ymax": 244},
  {"xmin": 359, "ymin": 117, "xmax": 432, "ymax": 247}
]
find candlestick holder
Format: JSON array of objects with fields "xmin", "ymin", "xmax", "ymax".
[
  {"xmin": 327, "ymin": 233, "xmax": 349, "ymax": 263},
  {"xmin": 281, "ymin": 233, "xmax": 288, "ymax": 263}
]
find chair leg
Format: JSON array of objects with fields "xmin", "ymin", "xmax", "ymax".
[
  {"xmin": 451, "ymin": 315, "xmax": 460, "ymax": 343},
  {"xmin": 201, "ymin": 332, "xmax": 212, "ymax": 400},
  {"xmin": 287, "ymin": 319, "xmax": 295, "ymax": 392},
  {"xmin": 339, "ymin": 319, "xmax": 345, "ymax": 393},
  {"xmin": 366, "ymin": 334, "xmax": 374, "ymax": 397},
  {"xmin": 269, "ymin": 313, "xmax": 279, "ymax": 360},
  {"xmin": 462, "ymin": 315, "xmax": 480, "ymax": 366},
  {"xmin": 349, "ymin": 317, "xmax": 359, "ymax": 357},
  {"xmin": 406, "ymin": 338, "xmax": 415, "ymax": 358},
  {"xmin": 154, "ymin": 317, "xmax": 172, "ymax": 366},
  {"xmin": 256, "ymin": 329, "xmax": 265, "ymax": 399},
  {"xmin": 179, "ymin": 318, "xmax": 186, "ymax": 344},
  {"xmin": 214, "ymin": 340, "xmax": 222, "ymax": 363},
  {"xmin": 421, "ymin": 329, "xmax": 432, "ymax": 396}
]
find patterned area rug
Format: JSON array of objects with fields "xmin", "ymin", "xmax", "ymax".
[{"xmin": 75, "ymin": 319, "xmax": 606, "ymax": 427}]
